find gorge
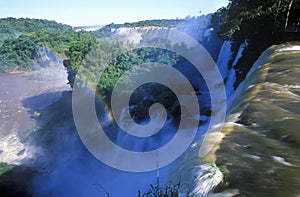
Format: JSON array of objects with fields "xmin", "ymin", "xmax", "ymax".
[{"xmin": 1, "ymin": 1, "xmax": 300, "ymax": 196}]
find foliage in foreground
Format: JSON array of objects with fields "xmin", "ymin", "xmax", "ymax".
[
  {"xmin": 139, "ymin": 181, "xmax": 195, "ymax": 197},
  {"xmin": 0, "ymin": 163, "xmax": 15, "ymax": 176}
]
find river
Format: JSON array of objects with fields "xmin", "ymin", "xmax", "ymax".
[
  {"xmin": 175, "ymin": 42, "xmax": 300, "ymax": 196},
  {"xmin": 1, "ymin": 43, "xmax": 300, "ymax": 196},
  {"xmin": 0, "ymin": 68, "xmax": 70, "ymax": 165}
]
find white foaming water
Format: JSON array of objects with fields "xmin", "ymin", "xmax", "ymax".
[
  {"xmin": 176, "ymin": 16, "xmax": 214, "ymax": 42},
  {"xmin": 190, "ymin": 163, "xmax": 223, "ymax": 196},
  {"xmin": 28, "ymin": 20, "xmax": 226, "ymax": 196},
  {"xmin": 225, "ymin": 68, "xmax": 236, "ymax": 100},
  {"xmin": 111, "ymin": 26, "xmax": 172, "ymax": 45},
  {"xmin": 223, "ymin": 41, "xmax": 249, "ymax": 100},
  {"xmin": 279, "ymin": 45, "xmax": 300, "ymax": 51},
  {"xmin": 29, "ymin": 80, "xmax": 181, "ymax": 196},
  {"xmin": 32, "ymin": 112, "xmax": 179, "ymax": 196},
  {"xmin": 0, "ymin": 50, "xmax": 70, "ymax": 166},
  {"xmin": 0, "ymin": 134, "xmax": 37, "ymax": 165},
  {"xmin": 232, "ymin": 41, "xmax": 248, "ymax": 67},
  {"xmin": 216, "ymin": 41, "xmax": 232, "ymax": 80}
]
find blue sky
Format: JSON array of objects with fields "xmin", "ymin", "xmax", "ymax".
[{"xmin": 0, "ymin": 0, "xmax": 229, "ymax": 26}]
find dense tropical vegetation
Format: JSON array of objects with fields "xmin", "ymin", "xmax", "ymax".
[
  {"xmin": 1, "ymin": 1, "xmax": 299, "ymax": 114},
  {"xmin": 0, "ymin": 17, "xmax": 96, "ymax": 72},
  {"xmin": 215, "ymin": 0, "xmax": 300, "ymax": 40},
  {"xmin": 0, "ymin": 17, "xmax": 194, "ymax": 121},
  {"xmin": 0, "ymin": 3, "xmax": 299, "ymax": 113},
  {"xmin": 1, "ymin": 1, "xmax": 300, "ymax": 196},
  {"xmin": 0, "ymin": 1, "xmax": 299, "ymax": 127},
  {"xmin": 0, "ymin": 17, "xmax": 185, "ymax": 72},
  {"xmin": 212, "ymin": 0, "xmax": 300, "ymax": 87}
]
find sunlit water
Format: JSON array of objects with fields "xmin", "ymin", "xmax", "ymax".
[
  {"xmin": 175, "ymin": 43, "xmax": 300, "ymax": 196},
  {"xmin": 0, "ymin": 23, "xmax": 221, "ymax": 196},
  {"xmin": 1, "ymin": 22, "xmax": 300, "ymax": 196}
]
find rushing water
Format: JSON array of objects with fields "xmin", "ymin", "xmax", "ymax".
[
  {"xmin": 0, "ymin": 67, "xmax": 69, "ymax": 165},
  {"xmin": 175, "ymin": 42, "xmax": 300, "ymax": 196},
  {"xmin": 1, "ymin": 22, "xmax": 222, "ymax": 196},
  {"xmin": 1, "ymin": 21, "xmax": 300, "ymax": 196}
]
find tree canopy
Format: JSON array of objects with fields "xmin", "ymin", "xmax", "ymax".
[
  {"xmin": 0, "ymin": 17, "xmax": 96, "ymax": 72},
  {"xmin": 214, "ymin": 0, "xmax": 300, "ymax": 41}
]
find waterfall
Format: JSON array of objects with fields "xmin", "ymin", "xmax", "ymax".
[
  {"xmin": 232, "ymin": 41, "xmax": 247, "ymax": 67},
  {"xmin": 176, "ymin": 16, "xmax": 214, "ymax": 42},
  {"xmin": 174, "ymin": 43, "xmax": 300, "ymax": 196},
  {"xmin": 225, "ymin": 68, "xmax": 236, "ymax": 100},
  {"xmin": 216, "ymin": 41, "xmax": 232, "ymax": 80},
  {"xmin": 5, "ymin": 18, "xmax": 299, "ymax": 196},
  {"xmin": 218, "ymin": 40, "xmax": 248, "ymax": 100}
]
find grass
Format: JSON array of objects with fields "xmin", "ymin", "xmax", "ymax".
[
  {"xmin": 0, "ymin": 163, "xmax": 15, "ymax": 176},
  {"xmin": 139, "ymin": 180, "xmax": 196, "ymax": 197}
]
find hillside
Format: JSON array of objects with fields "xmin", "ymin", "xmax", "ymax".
[
  {"xmin": 1, "ymin": 4, "xmax": 300, "ymax": 195},
  {"xmin": 0, "ymin": 18, "xmax": 188, "ymax": 73},
  {"xmin": 0, "ymin": 18, "xmax": 95, "ymax": 72}
]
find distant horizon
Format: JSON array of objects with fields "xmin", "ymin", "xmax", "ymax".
[
  {"xmin": 0, "ymin": 16, "xmax": 189, "ymax": 27},
  {"xmin": 0, "ymin": 0, "xmax": 228, "ymax": 26}
]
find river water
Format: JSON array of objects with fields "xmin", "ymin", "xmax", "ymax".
[
  {"xmin": 1, "ymin": 42, "xmax": 300, "ymax": 196},
  {"xmin": 0, "ymin": 68, "xmax": 70, "ymax": 165},
  {"xmin": 175, "ymin": 43, "xmax": 300, "ymax": 196}
]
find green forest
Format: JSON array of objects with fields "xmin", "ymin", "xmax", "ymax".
[
  {"xmin": 0, "ymin": 0, "xmax": 299, "ymax": 92},
  {"xmin": 0, "ymin": 17, "xmax": 184, "ymax": 71},
  {"xmin": 0, "ymin": 17, "xmax": 186, "ymax": 121},
  {"xmin": 212, "ymin": 0, "xmax": 300, "ymax": 86},
  {"xmin": 1, "ymin": 1, "xmax": 300, "ymax": 196},
  {"xmin": 215, "ymin": 0, "xmax": 300, "ymax": 40},
  {"xmin": 0, "ymin": 17, "xmax": 95, "ymax": 71}
]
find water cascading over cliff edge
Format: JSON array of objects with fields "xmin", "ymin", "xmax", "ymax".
[{"xmin": 174, "ymin": 42, "xmax": 300, "ymax": 196}]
